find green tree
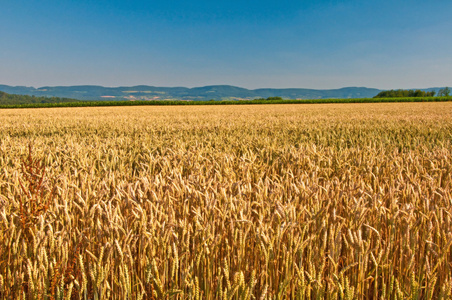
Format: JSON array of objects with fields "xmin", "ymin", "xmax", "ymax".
[
  {"xmin": 438, "ymin": 87, "xmax": 450, "ymax": 97},
  {"xmin": 374, "ymin": 89, "xmax": 436, "ymax": 98}
]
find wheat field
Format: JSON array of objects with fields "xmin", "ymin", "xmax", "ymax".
[{"xmin": 0, "ymin": 103, "xmax": 451, "ymax": 299}]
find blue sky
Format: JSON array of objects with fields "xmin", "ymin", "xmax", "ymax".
[{"xmin": 1, "ymin": 0, "xmax": 451, "ymax": 89}]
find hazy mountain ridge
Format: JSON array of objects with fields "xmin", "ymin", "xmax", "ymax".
[
  {"xmin": 0, "ymin": 84, "xmax": 447, "ymax": 101},
  {"xmin": 0, "ymin": 84, "xmax": 383, "ymax": 101}
]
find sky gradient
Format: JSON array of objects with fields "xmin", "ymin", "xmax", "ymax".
[{"xmin": 1, "ymin": 0, "xmax": 451, "ymax": 89}]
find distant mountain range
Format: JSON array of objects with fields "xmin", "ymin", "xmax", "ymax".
[{"xmin": 0, "ymin": 84, "xmax": 446, "ymax": 101}]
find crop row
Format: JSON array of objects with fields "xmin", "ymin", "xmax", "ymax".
[{"xmin": 0, "ymin": 96, "xmax": 451, "ymax": 109}]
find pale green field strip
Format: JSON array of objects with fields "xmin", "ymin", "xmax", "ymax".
[{"xmin": 0, "ymin": 96, "xmax": 451, "ymax": 109}]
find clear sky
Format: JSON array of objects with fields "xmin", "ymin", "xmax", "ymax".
[{"xmin": 1, "ymin": 0, "xmax": 451, "ymax": 89}]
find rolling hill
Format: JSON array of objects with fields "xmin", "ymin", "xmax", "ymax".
[
  {"xmin": 1, "ymin": 85, "xmax": 448, "ymax": 102},
  {"xmin": 0, "ymin": 84, "xmax": 382, "ymax": 101}
]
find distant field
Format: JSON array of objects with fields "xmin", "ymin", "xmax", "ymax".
[
  {"xmin": 0, "ymin": 96, "xmax": 451, "ymax": 109},
  {"xmin": 1, "ymin": 103, "xmax": 451, "ymax": 299}
]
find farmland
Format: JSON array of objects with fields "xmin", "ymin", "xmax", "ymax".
[
  {"xmin": 0, "ymin": 95, "xmax": 451, "ymax": 109},
  {"xmin": 0, "ymin": 103, "xmax": 452, "ymax": 299}
]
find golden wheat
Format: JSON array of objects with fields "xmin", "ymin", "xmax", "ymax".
[{"xmin": 0, "ymin": 102, "xmax": 451, "ymax": 299}]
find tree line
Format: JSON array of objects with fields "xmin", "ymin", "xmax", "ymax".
[
  {"xmin": 374, "ymin": 87, "xmax": 450, "ymax": 98},
  {"xmin": 0, "ymin": 91, "xmax": 79, "ymax": 105}
]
